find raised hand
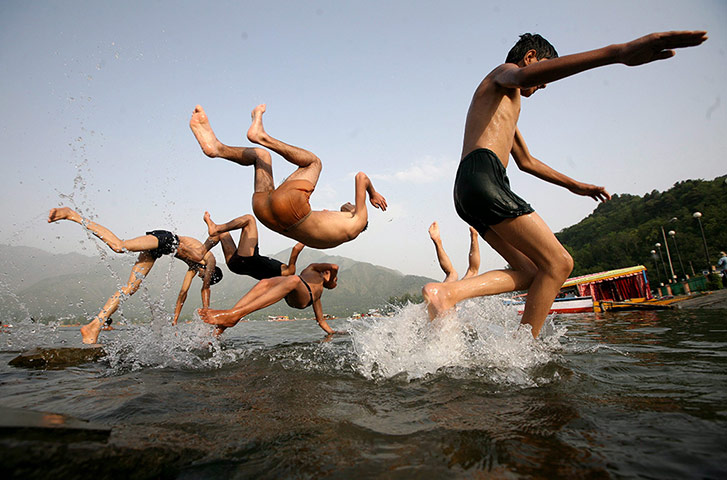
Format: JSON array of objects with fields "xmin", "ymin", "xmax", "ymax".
[
  {"xmin": 369, "ymin": 191, "xmax": 388, "ymax": 211},
  {"xmin": 619, "ymin": 31, "xmax": 707, "ymax": 67}
]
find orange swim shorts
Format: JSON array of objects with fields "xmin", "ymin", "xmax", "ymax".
[{"xmin": 253, "ymin": 179, "xmax": 315, "ymax": 232}]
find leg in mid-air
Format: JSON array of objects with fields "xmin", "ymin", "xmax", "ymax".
[
  {"xmin": 198, "ymin": 275, "xmax": 305, "ymax": 331},
  {"xmin": 204, "ymin": 212, "xmax": 259, "ymax": 264},
  {"xmin": 80, "ymin": 252, "xmax": 156, "ymax": 344},
  {"xmin": 428, "ymin": 223, "xmax": 480, "ymax": 283},
  {"xmin": 462, "ymin": 227, "xmax": 480, "ymax": 280},
  {"xmin": 204, "ymin": 212, "xmax": 304, "ymax": 276},
  {"xmin": 246, "ymin": 104, "xmax": 322, "ymax": 187},
  {"xmin": 48, "ymin": 207, "xmax": 160, "ymax": 253},
  {"xmin": 428, "ymin": 221, "xmax": 458, "ymax": 283},
  {"xmin": 423, "ymin": 212, "xmax": 570, "ymax": 338},
  {"xmin": 190, "ymin": 105, "xmax": 276, "ymax": 195}
]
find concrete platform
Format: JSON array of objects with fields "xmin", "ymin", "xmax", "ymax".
[{"xmin": 675, "ymin": 288, "xmax": 727, "ymax": 310}]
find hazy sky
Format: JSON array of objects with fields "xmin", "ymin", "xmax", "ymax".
[{"xmin": 1, "ymin": 0, "xmax": 725, "ymax": 280}]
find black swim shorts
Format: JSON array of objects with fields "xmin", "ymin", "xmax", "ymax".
[
  {"xmin": 227, "ymin": 244, "xmax": 284, "ymax": 280},
  {"xmin": 453, "ymin": 148, "xmax": 534, "ymax": 234},
  {"xmin": 145, "ymin": 230, "xmax": 180, "ymax": 259}
]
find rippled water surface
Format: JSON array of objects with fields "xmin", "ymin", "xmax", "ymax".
[{"xmin": 1, "ymin": 299, "xmax": 726, "ymax": 479}]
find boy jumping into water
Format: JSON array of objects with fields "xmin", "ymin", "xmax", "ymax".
[
  {"xmin": 422, "ymin": 30, "xmax": 707, "ymax": 337},
  {"xmin": 429, "ymin": 221, "xmax": 480, "ymax": 283},
  {"xmin": 48, "ymin": 207, "xmax": 222, "ymax": 343},
  {"xmin": 172, "ymin": 213, "xmax": 302, "ymax": 325},
  {"xmin": 198, "ymin": 262, "xmax": 340, "ymax": 335},
  {"xmin": 202, "ymin": 211, "xmax": 304, "ymax": 280},
  {"xmin": 190, "ymin": 104, "xmax": 388, "ymax": 249}
]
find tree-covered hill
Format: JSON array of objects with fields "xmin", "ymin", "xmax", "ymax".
[{"xmin": 556, "ymin": 175, "xmax": 727, "ymax": 286}]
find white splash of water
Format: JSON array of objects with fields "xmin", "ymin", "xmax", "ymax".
[
  {"xmin": 101, "ymin": 318, "xmax": 250, "ymax": 374},
  {"xmin": 349, "ymin": 296, "xmax": 567, "ymax": 385}
]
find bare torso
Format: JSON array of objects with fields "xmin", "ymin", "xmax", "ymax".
[
  {"xmin": 175, "ymin": 236, "xmax": 209, "ymax": 265},
  {"xmin": 461, "ymin": 65, "xmax": 521, "ymax": 166},
  {"xmin": 284, "ymin": 263, "xmax": 330, "ymax": 307},
  {"xmin": 281, "ymin": 211, "xmax": 360, "ymax": 249}
]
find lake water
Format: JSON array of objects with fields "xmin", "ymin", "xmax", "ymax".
[{"xmin": 1, "ymin": 298, "xmax": 725, "ymax": 479}]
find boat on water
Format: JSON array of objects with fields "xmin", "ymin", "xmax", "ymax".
[
  {"xmin": 267, "ymin": 315, "xmax": 292, "ymax": 322},
  {"xmin": 506, "ymin": 295, "xmax": 594, "ymax": 314},
  {"xmin": 508, "ymin": 265, "xmax": 677, "ymax": 314}
]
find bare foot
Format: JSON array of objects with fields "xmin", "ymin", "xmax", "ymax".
[
  {"xmin": 48, "ymin": 207, "xmax": 79, "ymax": 223},
  {"xmin": 190, "ymin": 105, "xmax": 224, "ymax": 157},
  {"xmin": 422, "ymin": 283, "xmax": 456, "ymax": 321},
  {"xmin": 428, "ymin": 222, "xmax": 441, "ymax": 242},
  {"xmin": 80, "ymin": 318, "xmax": 103, "ymax": 344},
  {"xmin": 203, "ymin": 211, "xmax": 220, "ymax": 237},
  {"xmin": 246, "ymin": 104, "xmax": 268, "ymax": 144},
  {"xmin": 198, "ymin": 308, "xmax": 242, "ymax": 328}
]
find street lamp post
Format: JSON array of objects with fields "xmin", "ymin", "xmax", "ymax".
[
  {"xmin": 655, "ymin": 242, "xmax": 670, "ymax": 282},
  {"xmin": 660, "ymin": 226, "xmax": 676, "ymax": 282},
  {"xmin": 668, "ymin": 230, "xmax": 687, "ymax": 280},
  {"xmin": 650, "ymin": 249, "xmax": 663, "ymax": 286},
  {"xmin": 693, "ymin": 212, "xmax": 711, "ymax": 271}
]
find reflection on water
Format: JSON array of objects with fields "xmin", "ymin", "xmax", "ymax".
[{"xmin": 1, "ymin": 298, "xmax": 725, "ymax": 478}]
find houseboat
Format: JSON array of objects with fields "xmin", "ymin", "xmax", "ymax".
[{"xmin": 509, "ymin": 265, "xmax": 673, "ymax": 313}]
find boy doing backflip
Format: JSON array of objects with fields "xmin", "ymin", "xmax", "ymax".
[
  {"xmin": 423, "ymin": 31, "xmax": 707, "ymax": 337},
  {"xmin": 190, "ymin": 104, "xmax": 387, "ymax": 249},
  {"xmin": 202, "ymin": 211, "xmax": 304, "ymax": 281},
  {"xmin": 48, "ymin": 207, "xmax": 222, "ymax": 343}
]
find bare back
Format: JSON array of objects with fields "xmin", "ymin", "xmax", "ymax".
[
  {"xmin": 176, "ymin": 236, "xmax": 210, "ymax": 264},
  {"xmin": 461, "ymin": 64, "xmax": 522, "ymax": 166}
]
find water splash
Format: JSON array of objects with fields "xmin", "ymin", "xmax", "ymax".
[
  {"xmin": 101, "ymin": 320, "xmax": 249, "ymax": 374},
  {"xmin": 349, "ymin": 296, "xmax": 567, "ymax": 386}
]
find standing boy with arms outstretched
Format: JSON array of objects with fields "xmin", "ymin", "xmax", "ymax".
[{"xmin": 423, "ymin": 31, "xmax": 707, "ymax": 337}]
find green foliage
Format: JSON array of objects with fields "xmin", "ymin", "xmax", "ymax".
[
  {"xmin": 556, "ymin": 176, "xmax": 727, "ymax": 287},
  {"xmin": 706, "ymin": 273, "xmax": 724, "ymax": 291}
]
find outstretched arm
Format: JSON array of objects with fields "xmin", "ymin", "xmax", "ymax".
[
  {"xmin": 312, "ymin": 299, "xmax": 335, "ymax": 334},
  {"xmin": 173, "ymin": 269, "xmax": 196, "ymax": 325},
  {"xmin": 199, "ymin": 252, "xmax": 216, "ymax": 309},
  {"xmin": 281, "ymin": 242, "xmax": 305, "ymax": 276},
  {"xmin": 354, "ymin": 172, "xmax": 387, "ymax": 214},
  {"xmin": 495, "ymin": 30, "xmax": 707, "ymax": 89},
  {"xmin": 511, "ymin": 128, "xmax": 610, "ymax": 202}
]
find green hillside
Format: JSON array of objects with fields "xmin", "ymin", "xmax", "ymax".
[{"xmin": 556, "ymin": 175, "xmax": 727, "ymax": 286}]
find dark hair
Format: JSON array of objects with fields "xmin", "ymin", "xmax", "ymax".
[
  {"xmin": 210, "ymin": 266, "xmax": 223, "ymax": 285},
  {"xmin": 505, "ymin": 33, "xmax": 558, "ymax": 64}
]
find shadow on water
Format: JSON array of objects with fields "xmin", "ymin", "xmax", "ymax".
[{"xmin": 1, "ymin": 300, "xmax": 726, "ymax": 478}]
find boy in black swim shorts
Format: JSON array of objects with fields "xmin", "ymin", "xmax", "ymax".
[
  {"xmin": 202, "ymin": 212, "xmax": 304, "ymax": 280},
  {"xmin": 48, "ymin": 206, "xmax": 222, "ymax": 344},
  {"xmin": 422, "ymin": 30, "xmax": 707, "ymax": 338}
]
